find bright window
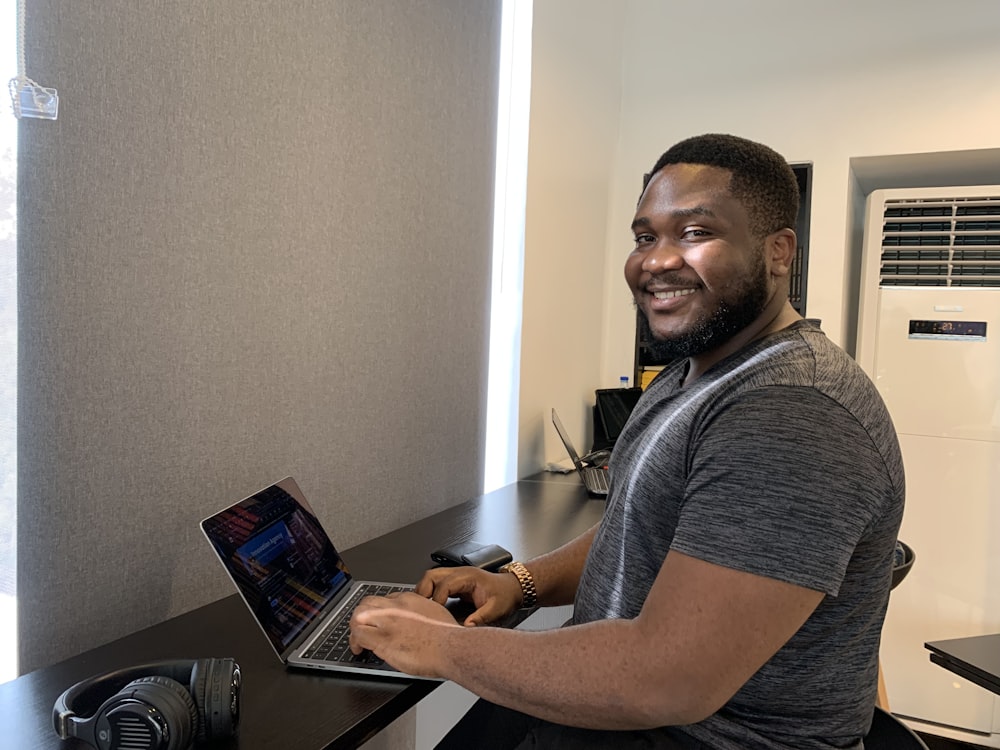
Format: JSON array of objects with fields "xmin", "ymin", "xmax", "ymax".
[
  {"xmin": 484, "ymin": 0, "xmax": 532, "ymax": 493},
  {"xmin": 0, "ymin": 4, "xmax": 18, "ymax": 683}
]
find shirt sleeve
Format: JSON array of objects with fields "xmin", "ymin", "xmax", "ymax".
[{"xmin": 668, "ymin": 386, "xmax": 894, "ymax": 596}]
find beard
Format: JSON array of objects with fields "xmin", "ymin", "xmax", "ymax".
[{"xmin": 637, "ymin": 252, "xmax": 770, "ymax": 364}]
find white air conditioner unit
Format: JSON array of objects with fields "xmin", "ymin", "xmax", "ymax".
[{"xmin": 857, "ymin": 186, "xmax": 1000, "ymax": 745}]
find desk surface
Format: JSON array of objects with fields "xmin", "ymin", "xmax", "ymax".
[
  {"xmin": 1, "ymin": 474, "xmax": 603, "ymax": 749},
  {"xmin": 926, "ymin": 633, "xmax": 1000, "ymax": 697}
]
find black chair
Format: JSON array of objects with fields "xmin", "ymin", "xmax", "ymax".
[
  {"xmin": 864, "ymin": 706, "xmax": 930, "ymax": 749},
  {"xmin": 878, "ymin": 541, "xmax": 916, "ymax": 709},
  {"xmin": 891, "ymin": 541, "xmax": 915, "ymax": 590}
]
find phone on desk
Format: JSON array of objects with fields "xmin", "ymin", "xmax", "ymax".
[{"xmin": 430, "ymin": 541, "xmax": 513, "ymax": 572}]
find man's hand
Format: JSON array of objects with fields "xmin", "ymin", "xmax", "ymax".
[
  {"xmin": 348, "ymin": 592, "xmax": 460, "ymax": 677},
  {"xmin": 416, "ymin": 566, "xmax": 523, "ymax": 626}
]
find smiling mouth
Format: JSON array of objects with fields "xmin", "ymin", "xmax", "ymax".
[{"xmin": 652, "ymin": 289, "xmax": 696, "ymax": 300}]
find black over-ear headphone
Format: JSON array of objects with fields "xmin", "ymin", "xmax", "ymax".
[{"xmin": 53, "ymin": 657, "xmax": 242, "ymax": 750}]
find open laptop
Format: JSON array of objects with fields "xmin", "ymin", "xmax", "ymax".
[
  {"xmin": 551, "ymin": 408, "xmax": 609, "ymax": 497},
  {"xmin": 200, "ymin": 476, "xmax": 415, "ymax": 677}
]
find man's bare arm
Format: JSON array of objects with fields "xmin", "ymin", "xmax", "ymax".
[
  {"xmin": 431, "ymin": 549, "xmax": 824, "ymax": 729},
  {"xmin": 414, "ymin": 524, "xmax": 599, "ymax": 625},
  {"xmin": 523, "ymin": 523, "xmax": 598, "ymax": 606}
]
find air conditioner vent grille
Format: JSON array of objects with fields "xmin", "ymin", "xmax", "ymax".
[{"xmin": 879, "ymin": 196, "xmax": 1000, "ymax": 287}]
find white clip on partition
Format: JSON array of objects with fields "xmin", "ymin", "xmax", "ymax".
[
  {"xmin": 9, "ymin": 0, "xmax": 58, "ymax": 120},
  {"xmin": 9, "ymin": 78, "xmax": 58, "ymax": 120}
]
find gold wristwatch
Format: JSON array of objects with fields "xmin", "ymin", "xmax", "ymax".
[{"xmin": 498, "ymin": 560, "xmax": 537, "ymax": 608}]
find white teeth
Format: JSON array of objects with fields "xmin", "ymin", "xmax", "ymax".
[{"xmin": 652, "ymin": 289, "xmax": 695, "ymax": 300}]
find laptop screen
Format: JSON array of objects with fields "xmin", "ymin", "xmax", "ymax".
[
  {"xmin": 201, "ymin": 477, "xmax": 352, "ymax": 656},
  {"xmin": 595, "ymin": 387, "xmax": 643, "ymax": 443}
]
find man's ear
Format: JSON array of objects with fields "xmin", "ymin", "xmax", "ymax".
[{"xmin": 766, "ymin": 229, "xmax": 797, "ymax": 278}]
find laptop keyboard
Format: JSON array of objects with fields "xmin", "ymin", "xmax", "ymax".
[
  {"xmin": 301, "ymin": 583, "xmax": 411, "ymax": 665},
  {"xmin": 584, "ymin": 466, "xmax": 609, "ymax": 494}
]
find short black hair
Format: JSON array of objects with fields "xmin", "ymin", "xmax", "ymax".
[{"xmin": 642, "ymin": 134, "xmax": 799, "ymax": 238}]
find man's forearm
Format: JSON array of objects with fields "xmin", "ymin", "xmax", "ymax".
[
  {"xmin": 436, "ymin": 616, "xmax": 699, "ymax": 730},
  {"xmin": 524, "ymin": 524, "xmax": 598, "ymax": 607}
]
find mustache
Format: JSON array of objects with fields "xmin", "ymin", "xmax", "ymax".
[{"xmin": 642, "ymin": 273, "xmax": 698, "ymax": 289}]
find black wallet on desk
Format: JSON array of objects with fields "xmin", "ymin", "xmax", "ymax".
[{"xmin": 430, "ymin": 542, "xmax": 513, "ymax": 571}]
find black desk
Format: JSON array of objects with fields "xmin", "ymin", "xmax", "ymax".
[
  {"xmin": 1, "ymin": 475, "xmax": 603, "ymax": 749},
  {"xmin": 926, "ymin": 634, "xmax": 1000, "ymax": 697}
]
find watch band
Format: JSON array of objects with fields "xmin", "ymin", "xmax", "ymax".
[{"xmin": 499, "ymin": 561, "xmax": 537, "ymax": 608}]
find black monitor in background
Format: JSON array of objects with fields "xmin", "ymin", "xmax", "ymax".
[{"xmin": 592, "ymin": 387, "xmax": 643, "ymax": 452}]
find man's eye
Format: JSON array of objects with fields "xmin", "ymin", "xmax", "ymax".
[
  {"xmin": 633, "ymin": 233, "xmax": 655, "ymax": 245},
  {"xmin": 681, "ymin": 228, "xmax": 710, "ymax": 239}
]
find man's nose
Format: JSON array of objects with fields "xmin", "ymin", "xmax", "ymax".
[{"xmin": 641, "ymin": 241, "xmax": 684, "ymax": 273}]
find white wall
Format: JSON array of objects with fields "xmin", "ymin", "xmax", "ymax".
[
  {"xmin": 520, "ymin": 0, "xmax": 1000, "ymax": 473},
  {"xmin": 604, "ymin": 0, "xmax": 1000, "ymax": 381}
]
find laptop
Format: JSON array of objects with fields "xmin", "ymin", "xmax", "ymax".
[
  {"xmin": 200, "ymin": 476, "xmax": 415, "ymax": 677},
  {"xmin": 551, "ymin": 408, "xmax": 609, "ymax": 497}
]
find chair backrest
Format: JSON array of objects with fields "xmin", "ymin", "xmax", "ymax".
[
  {"xmin": 864, "ymin": 706, "xmax": 930, "ymax": 750},
  {"xmin": 891, "ymin": 541, "xmax": 916, "ymax": 590}
]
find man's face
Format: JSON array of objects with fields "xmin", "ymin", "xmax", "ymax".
[{"xmin": 626, "ymin": 164, "xmax": 772, "ymax": 362}]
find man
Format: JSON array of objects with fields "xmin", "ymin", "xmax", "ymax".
[{"xmin": 349, "ymin": 134, "xmax": 904, "ymax": 749}]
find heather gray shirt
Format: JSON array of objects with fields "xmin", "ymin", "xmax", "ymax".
[{"xmin": 572, "ymin": 320, "xmax": 904, "ymax": 749}]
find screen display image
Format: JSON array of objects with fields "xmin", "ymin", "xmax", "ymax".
[
  {"xmin": 595, "ymin": 387, "xmax": 644, "ymax": 446},
  {"xmin": 202, "ymin": 480, "xmax": 350, "ymax": 652}
]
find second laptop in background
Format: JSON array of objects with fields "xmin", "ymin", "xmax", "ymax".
[{"xmin": 551, "ymin": 408, "xmax": 609, "ymax": 497}]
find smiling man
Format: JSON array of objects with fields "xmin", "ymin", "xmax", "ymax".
[
  {"xmin": 350, "ymin": 134, "xmax": 905, "ymax": 749},
  {"xmin": 629, "ymin": 141, "xmax": 800, "ymax": 381}
]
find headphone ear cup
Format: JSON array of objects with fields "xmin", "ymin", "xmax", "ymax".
[
  {"xmin": 189, "ymin": 657, "xmax": 239, "ymax": 743},
  {"xmin": 122, "ymin": 676, "xmax": 198, "ymax": 750}
]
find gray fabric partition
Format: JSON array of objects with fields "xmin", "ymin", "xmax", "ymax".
[{"xmin": 17, "ymin": 1, "xmax": 500, "ymax": 673}]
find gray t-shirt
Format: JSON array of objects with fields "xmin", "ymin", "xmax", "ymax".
[{"xmin": 573, "ymin": 320, "xmax": 904, "ymax": 749}]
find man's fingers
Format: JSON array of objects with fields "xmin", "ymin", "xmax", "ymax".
[
  {"xmin": 463, "ymin": 596, "xmax": 505, "ymax": 626},
  {"xmin": 348, "ymin": 617, "xmax": 374, "ymax": 653},
  {"xmin": 416, "ymin": 569, "xmax": 481, "ymax": 605},
  {"xmin": 415, "ymin": 567, "xmax": 454, "ymax": 597},
  {"xmin": 348, "ymin": 596, "xmax": 391, "ymax": 652}
]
